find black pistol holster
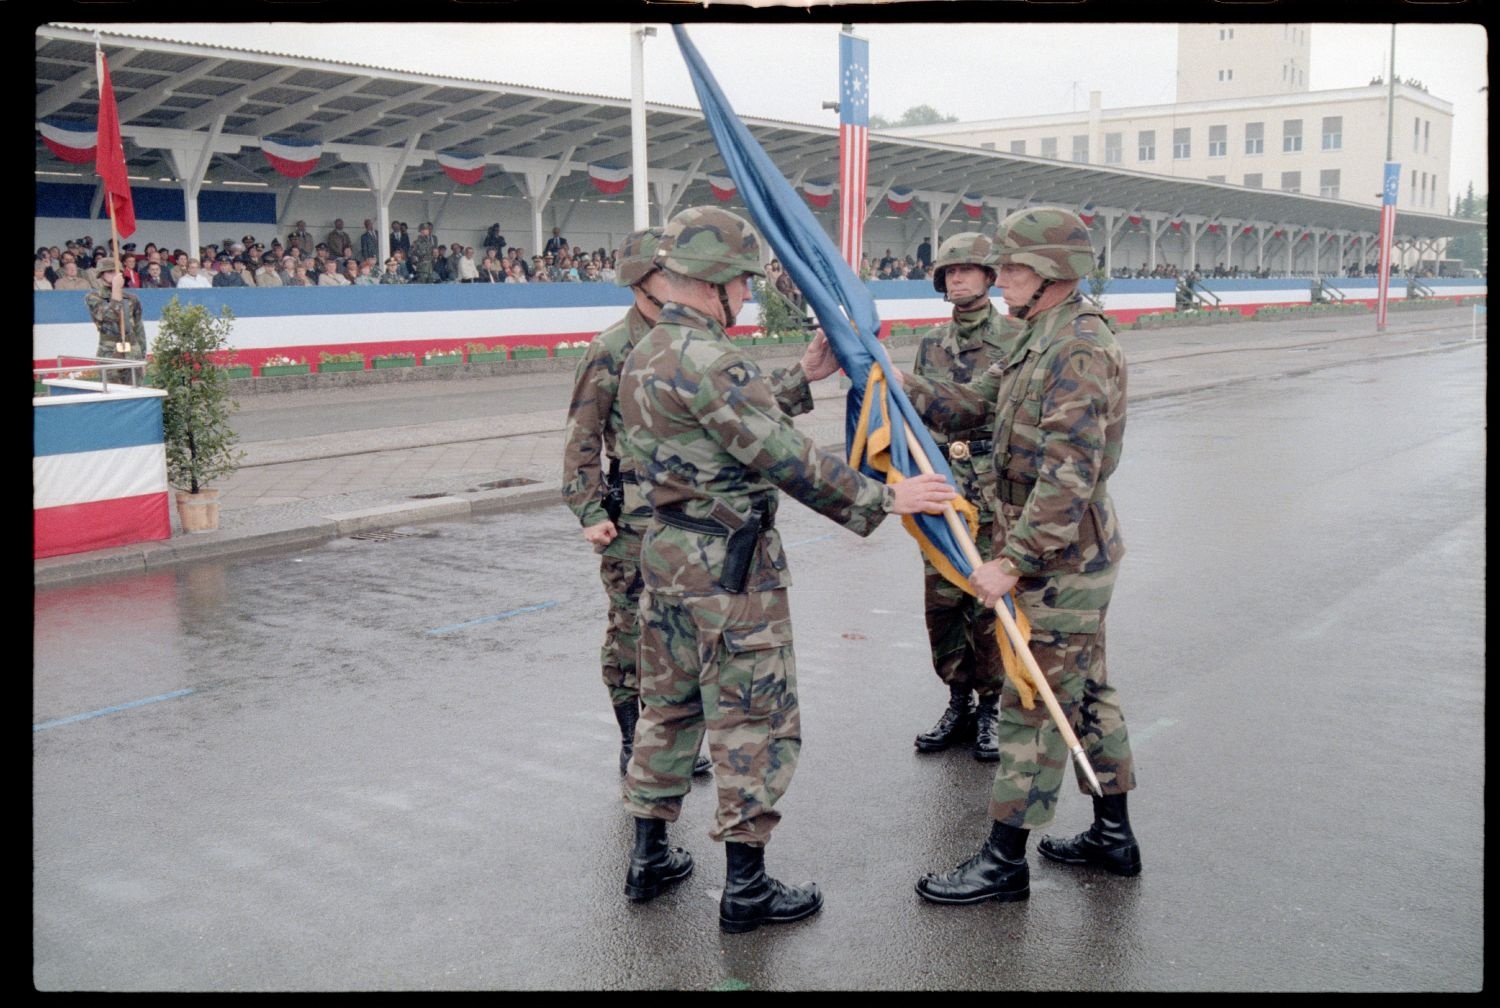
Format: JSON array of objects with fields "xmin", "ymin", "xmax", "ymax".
[
  {"xmin": 603, "ymin": 457, "xmax": 625, "ymax": 524},
  {"xmin": 654, "ymin": 493, "xmax": 775, "ymax": 593}
]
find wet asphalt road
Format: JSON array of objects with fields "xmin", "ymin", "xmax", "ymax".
[{"xmin": 32, "ymin": 342, "xmax": 1485, "ymax": 991}]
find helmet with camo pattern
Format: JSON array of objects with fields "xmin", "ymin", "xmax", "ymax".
[
  {"xmin": 930, "ymin": 232, "xmax": 996, "ymax": 294},
  {"xmin": 993, "ymin": 207, "xmax": 1096, "ymax": 281},
  {"xmin": 656, "ymin": 206, "xmax": 766, "ymax": 284},
  {"xmin": 615, "ymin": 228, "xmax": 664, "ymax": 287}
]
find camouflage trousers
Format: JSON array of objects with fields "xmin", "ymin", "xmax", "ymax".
[
  {"xmin": 923, "ymin": 518, "xmax": 1003, "ymax": 698},
  {"xmin": 596, "ymin": 527, "xmax": 643, "ymax": 707},
  {"xmin": 988, "ymin": 564, "xmax": 1136, "ymax": 829},
  {"xmin": 622, "ymin": 587, "xmax": 799, "ymax": 846}
]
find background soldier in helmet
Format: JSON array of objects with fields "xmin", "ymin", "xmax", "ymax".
[
  {"xmin": 911, "ymin": 232, "xmax": 1025, "ymax": 762},
  {"xmin": 84, "ymin": 257, "xmax": 147, "ymax": 380},
  {"xmin": 900, "ymin": 206, "xmax": 1140, "ymax": 907},
  {"xmin": 615, "ymin": 205, "xmax": 956, "ymax": 932}
]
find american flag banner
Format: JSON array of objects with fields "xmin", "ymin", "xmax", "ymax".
[
  {"xmin": 1376, "ymin": 161, "xmax": 1400, "ymax": 328},
  {"xmin": 837, "ymin": 31, "xmax": 869, "ymax": 269}
]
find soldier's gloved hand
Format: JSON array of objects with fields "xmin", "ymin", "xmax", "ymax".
[
  {"xmin": 888, "ymin": 473, "xmax": 957, "ymax": 515},
  {"xmin": 799, "ymin": 330, "xmax": 839, "ymax": 381},
  {"xmin": 582, "ymin": 519, "xmax": 618, "ymax": 548}
]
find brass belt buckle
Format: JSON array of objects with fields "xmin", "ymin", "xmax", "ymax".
[{"xmin": 948, "ymin": 440, "xmax": 970, "ymax": 461}]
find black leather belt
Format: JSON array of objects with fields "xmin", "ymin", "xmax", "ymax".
[
  {"xmin": 942, "ymin": 438, "xmax": 993, "ymax": 463},
  {"xmin": 654, "ymin": 499, "xmax": 775, "ymax": 535}
]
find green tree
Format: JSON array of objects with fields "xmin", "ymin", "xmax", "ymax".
[
  {"xmin": 145, "ymin": 298, "xmax": 244, "ymax": 494},
  {"xmin": 1445, "ymin": 182, "xmax": 1487, "ymax": 269},
  {"xmin": 870, "ymin": 104, "xmax": 959, "ymax": 129}
]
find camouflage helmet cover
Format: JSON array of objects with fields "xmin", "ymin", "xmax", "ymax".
[
  {"xmin": 94, "ymin": 257, "xmax": 119, "ymax": 274},
  {"xmin": 993, "ymin": 207, "xmax": 1096, "ymax": 281},
  {"xmin": 656, "ymin": 206, "xmax": 766, "ymax": 284},
  {"xmin": 930, "ymin": 232, "xmax": 996, "ymax": 293},
  {"xmin": 615, "ymin": 227, "xmax": 664, "ymax": 287}
]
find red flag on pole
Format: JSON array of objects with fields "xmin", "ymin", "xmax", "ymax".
[
  {"xmin": 837, "ymin": 31, "xmax": 869, "ymax": 270},
  {"xmin": 95, "ymin": 47, "xmax": 136, "ymax": 239}
]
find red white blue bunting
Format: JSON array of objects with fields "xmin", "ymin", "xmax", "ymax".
[
  {"xmin": 801, "ymin": 180, "xmax": 834, "ymax": 208},
  {"xmin": 885, "ymin": 186, "xmax": 913, "ymax": 214},
  {"xmin": 960, "ymin": 193, "xmax": 984, "ymax": 219},
  {"xmin": 261, "ymin": 136, "xmax": 323, "ymax": 179},
  {"xmin": 38, "ymin": 119, "xmax": 97, "ymax": 164},
  {"xmin": 1079, "ymin": 202, "xmax": 1096, "ymax": 226},
  {"xmin": 707, "ymin": 174, "xmax": 737, "ymax": 201},
  {"xmin": 587, "ymin": 163, "xmax": 631, "ymax": 195},
  {"xmin": 437, "ymin": 151, "xmax": 485, "ymax": 186}
]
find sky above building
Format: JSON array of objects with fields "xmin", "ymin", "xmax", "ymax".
[{"xmin": 70, "ymin": 19, "xmax": 1489, "ymax": 205}]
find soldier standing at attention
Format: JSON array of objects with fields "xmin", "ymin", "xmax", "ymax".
[
  {"xmin": 84, "ymin": 257, "xmax": 147, "ymax": 377},
  {"xmin": 912, "ymin": 232, "xmax": 1025, "ymax": 762},
  {"xmin": 900, "ymin": 207, "xmax": 1141, "ymax": 906},
  {"xmin": 410, "ymin": 223, "xmax": 436, "ymax": 284},
  {"xmin": 561, "ymin": 229, "xmax": 713, "ymax": 781},
  {"xmin": 615, "ymin": 206, "xmax": 956, "ymax": 932}
]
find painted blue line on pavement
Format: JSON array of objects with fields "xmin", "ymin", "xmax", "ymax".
[
  {"xmin": 427, "ymin": 600, "xmax": 559, "ymax": 635},
  {"xmin": 33, "ymin": 687, "xmax": 197, "ymax": 732}
]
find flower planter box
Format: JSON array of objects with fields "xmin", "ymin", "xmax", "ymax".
[
  {"xmin": 372, "ymin": 356, "xmax": 416, "ymax": 369},
  {"xmin": 318, "ymin": 360, "xmax": 365, "ymax": 373},
  {"xmin": 777, "ymin": 331, "xmax": 811, "ymax": 344},
  {"xmin": 34, "ymin": 380, "xmax": 48, "ymax": 396},
  {"xmin": 553, "ymin": 347, "xmax": 587, "ymax": 358},
  {"xmin": 467, "ymin": 350, "xmax": 510, "ymax": 363},
  {"xmin": 511, "ymin": 349, "xmax": 548, "ymax": 360},
  {"xmin": 753, "ymin": 336, "xmax": 780, "ymax": 345},
  {"xmin": 224, "ymin": 365, "xmax": 253, "ymax": 379},
  {"xmin": 260, "ymin": 364, "xmax": 310, "ymax": 377},
  {"xmin": 424, "ymin": 355, "xmax": 463, "ymax": 367}
]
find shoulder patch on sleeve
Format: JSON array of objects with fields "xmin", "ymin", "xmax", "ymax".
[
  {"xmin": 721, "ymin": 360, "xmax": 757, "ymax": 387},
  {"xmin": 1065, "ymin": 345, "xmax": 1096, "ymax": 379}
]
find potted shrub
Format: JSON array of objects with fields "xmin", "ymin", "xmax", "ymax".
[
  {"xmin": 552, "ymin": 340, "xmax": 590, "ymax": 358},
  {"xmin": 423, "ymin": 347, "xmax": 464, "ymax": 366},
  {"xmin": 510, "ymin": 343, "xmax": 548, "ymax": 360},
  {"xmin": 145, "ymin": 297, "xmax": 244, "ymax": 533},
  {"xmin": 318, "ymin": 350, "xmax": 365, "ymax": 373},
  {"xmin": 260, "ymin": 354, "xmax": 310, "ymax": 376},
  {"xmin": 371, "ymin": 351, "xmax": 417, "ymax": 369},
  {"xmin": 466, "ymin": 341, "xmax": 509, "ymax": 363}
]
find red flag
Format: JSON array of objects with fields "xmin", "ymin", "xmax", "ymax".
[{"xmin": 95, "ymin": 48, "xmax": 135, "ymax": 239}]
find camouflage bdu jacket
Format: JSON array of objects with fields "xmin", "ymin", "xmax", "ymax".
[
  {"xmin": 562, "ymin": 305, "xmax": 820, "ymax": 560},
  {"xmin": 618, "ymin": 302, "xmax": 894, "ymax": 596},
  {"xmin": 83, "ymin": 289, "xmax": 147, "ymax": 357},
  {"xmin": 913, "ymin": 302, "xmax": 1023, "ymax": 517},
  {"xmin": 905, "ymin": 295, "xmax": 1126, "ymax": 584}
]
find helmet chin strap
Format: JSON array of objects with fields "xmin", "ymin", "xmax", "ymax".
[
  {"xmin": 1012, "ymin": 278, "xmax": 1054, "ymax": 320},
  {"xmin": 715, "ymin": 282, "xmax": 735, "ymax": 328}
]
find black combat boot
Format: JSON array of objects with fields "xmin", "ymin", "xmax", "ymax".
[
  {"xmin": 623, "ymin": 816, "xmax": 694, "ymax": 902},
  {"xmin": 914, "ymin": 686, "xmax": 977, "ymax": 752},
  {"xmin": 972, "ymin": 695, "xmax": 1000, "ymax": 762},
  {"xmin": 915, "ymin": 820, "xmax": 1030, "ymax": 904},
  {"xmin": 718, "ymin": 842, "xmax": 823, "ymax": 933},
  {"xmin": 612, "ymin": 700, "xmax": 640, "ymax": 776},
  {"xmin": 1038, "ymin": 793, "xmax": 1142, "ymax": 877}
]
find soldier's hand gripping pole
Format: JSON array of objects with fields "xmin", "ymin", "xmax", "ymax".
[{"xmin": 900, "ymin": 423, "xmax": 1105, "ymax": 798}]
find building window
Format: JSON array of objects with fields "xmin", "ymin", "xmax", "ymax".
[
  {"xmin": 1071, "ymin": 135, "xmax": 1089, "ymax": 163},
  {"xmin": 1420, "ymin": 172, "xmax": 1428, "ymax": 206},
  {"xmin": 1413, "ymin": 117, "xmax": 1421, "ymax": 152},
  {"xmin": 980, "ymin": 142, "xmax": 995, "ymax": 150},
  {"xmin": 1104, "ymin": 132, "xmax": 1122, "ymax": 165},
  {"xmin": 1244, "ymin": 173, "xmax": 1262, "ymax": 189},
  {"xmin": 1423, "ymin": 120, "xmax": 1431, "ymax": 154},
  {"xmin": 1245, "ymin": 122, "xmax": 1264, "ymax": 155},
  {"xmin": 1040, "ymin": 136, "xmax": 1058, "ymax": 159},
  {"xmin": 1219, "ymin": 28, "xmax": 1226, "ymax": 40},
  {"xmin": 1009, "ymin": 139, "xmax": 1026, "ymax": 155},
  {"xmin": 1321, "ymin": 116, "xmax": 1342, "ymax": 150},
  {"xmin": 1138, "ymin": 130, "xmax": 1155, "ymax": 162},
  {"xmin": 1228, "ymin": 68, "xmax": 1233, "ymax": 81},
  {"xmin": 1173, "ymin": 127, "xmax": 1191, "ymax": 159},
  {"xmin": 1430, "ymin": 174, "xmax": 1438, "ymax": 207},
  {"xmin": 1283, "ymin": 119, "xmax": 1303, "ymax": 152},
  {"xmin": 1207, "ymin": 175, "xmax": 1226, "ymax": 183},
  {"xmin": 1281, "ymin": 171, "xmax": 1301, "ymax": 194},
  {"xmin": 1411, "ymin": 169, "xmax": 1418, "ymax": 193},
  {"xmin": 1228, "ymin": 28, "xmax": 1234, "ymax": 40},
  {"xmin": 1319, "ymin": 169, "xmax": 1340, "ymax": 199},
  {"xmin": 1208, "ymin": 124, "xmax": 1227, "ymax": 157}
]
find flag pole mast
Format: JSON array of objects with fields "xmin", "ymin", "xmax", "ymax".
[
  {"xmin": 898, "ymin": 421, "xmax": 1105, "ymax": 797},
  {"xmin": 96, "ymin": 38, "xmax": 129, "ymax": 355}
]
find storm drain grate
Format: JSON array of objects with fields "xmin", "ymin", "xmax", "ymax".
[{"xmin": 349, "ymin": 529, "xmax": 427, "ymax": 542}]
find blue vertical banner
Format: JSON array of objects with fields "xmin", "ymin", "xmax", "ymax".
[
  {"xmin": 837, "ymin": 31, "xmax": 869, "ymax": 269},
  {"xmin": 1376, "ymin": 161, "xmax": 1400, "ymax": 328}
]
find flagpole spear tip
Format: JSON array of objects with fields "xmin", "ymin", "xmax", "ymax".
[{"xmin": 1072, "ymin": 747, "xmax": 1105, "ymax": 797}]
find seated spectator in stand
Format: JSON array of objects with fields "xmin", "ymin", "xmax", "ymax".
[
  {"xmin": 285, "ymin": 263, "xmax": 313, "ymax": 287},
  {"xmin": 599, "ymin": 257, "xmax": 616, "ymax": 283},
  {"xmin": 287, "ymin": 220, "xmax": 313, "ymax": 251},
  {"xmin": 510, "ymin": 248, "xmax": 530, "ymax": 278},
  {"xmin": 52, "ymin": 260, "xmax": 93, "ymax": 291},
  {"xmin": 354, "ymin": 262, "xmax": 379, "ymax": 286},
  {"xmin": 581, "ymin": 260, "xmax": 602, "ymax": 283},
  {"xmin": 255, "ymin": 254, "xmax": 283, "ymax": 287},
  {"xmin": 212, "ymin": 256, "xmax": 247, "ymax": 288},
  {"xmin": 432, "ymin": 246, "xmax": 453, "ymax": 284},
  {"xmin": 34, "ymin": 259, "xmax": 54, "ymax": 290},
  {"xmin": 379, "ymin": 258, "xmax": 407, "ymax": 284},
  {"xmin": 318, "ymin": 259, "xmax": 351, "ymax": 287},
  {"xmin": 505, "ymin": 262, "xmax": 528, "ymax": 283},
  {"xmin": 391, "ymin": 249, "xmax": 413, "ymax": 281},
  {"xmin": 531, "ymin": 257, "xmax": 552, "ymax": 283},
  {"xmin": 341, "ymin": 259, "xmax": 360, "ymax": 285},
  {"xmin": 139, "ymin": 261, "xmax": 174, "ymax": 288},
  {"xmin": 175, "ymin": 257, "xmax": 212, "ymax": 289},
  {"xmin": 558, "ymin": 255, "xmax": 580, "ymax": 282},
  {"xmin": 234, "ymin": 257, "xmax": 258, "ymax": 287},
  {"xmin": 456, "ymin": 246, "xmax": 479, "ymax": 283},
  {"xmin": 479, "ymin": 248, "xmax": 505, "ymax": 283}
]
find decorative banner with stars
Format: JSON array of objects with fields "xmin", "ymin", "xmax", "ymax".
[{"xmin": 838, "ymin": 30, "xmax": 870, "ymax": 269}]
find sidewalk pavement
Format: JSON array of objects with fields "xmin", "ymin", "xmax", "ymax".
[{"xmin": 34, "ymin": 307, "xmax": 1484, "ymax": 587}]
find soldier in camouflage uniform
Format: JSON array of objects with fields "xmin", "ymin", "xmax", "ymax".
[
  {"xmin": 84, "ymin": 258, "xmax": 147, "ymax": 379},
  {"xmin": 912, "ymin": 232, "xmax": 1026, "ymax": 761},
  {"xmin": 900, "ymin": 207, "xmax": 1140, "ymax": 906},
  {"xmin": 615, "ymin": 206, "xmax": 955, "ymax": 931},
  {"xmin": 409, "ymin": 223, "xmax": 436, "ymax": 284}
]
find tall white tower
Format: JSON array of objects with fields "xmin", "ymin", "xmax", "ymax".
[{"xmin": 1176, "ymin": 23, "xmax": 1312, "ymax": 102}]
